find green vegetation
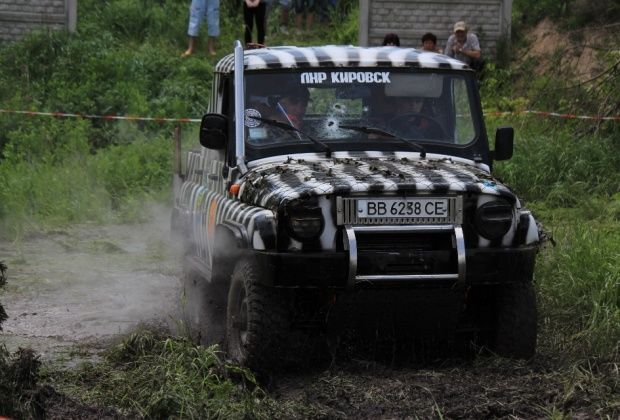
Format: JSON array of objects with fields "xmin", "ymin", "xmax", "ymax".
[
  {"xmin": 0, "ymin": 0, "xmax": 356, "ymax": 240},
  {"xmin": 514, "ymin": 0, "xmax": 620, "ymax": 28},
  {"xmin": 0, "ymin": 0, "xmax": 618, "ymax": 417},
  {"xmin": 0, "ymin": 347, "xmax": 42, "ymax": 418},
  {"xmin": 55, "ymin": 331, "xmax": 269, "ymax": 418},
  {"xmin": 490, "ymin": 117, "xmax": 620, "ymax": 361}
]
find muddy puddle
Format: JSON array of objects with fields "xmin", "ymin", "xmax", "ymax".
[{"xmin": 0, "ymin": 206, "xmax": 183, "ymax": 362}]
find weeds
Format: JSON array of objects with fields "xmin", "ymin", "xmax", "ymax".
[
  {"xmin": 58, "ymin": 330, "xmax": 270, "ymax": 418},
  {"xmin": 0, "ymin": 347, "xmax": 43, "ymax": 418}
]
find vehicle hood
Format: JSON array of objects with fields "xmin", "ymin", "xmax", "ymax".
[{"xmin": 238, "ymin": 155, "xmax": 515, "ymax": 210}]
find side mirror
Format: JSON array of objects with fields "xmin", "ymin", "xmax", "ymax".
[
  {"xmin": 199, "ymin": 113, "xmax": 228, "ymax": 149},
  {"xmin": 493, "ymin": 126, "xmax": 514, "ymax": 161}
]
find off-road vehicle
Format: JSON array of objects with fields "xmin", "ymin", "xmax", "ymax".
[{"xmin": 172, "ymin": 42, "xmax": 541, "ymax": 369}]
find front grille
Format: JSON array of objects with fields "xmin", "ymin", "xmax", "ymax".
[
  {"xmin": 337, "ymin": 195, "xmax": 463, "ymax": 225},
  {"xmin": 356, "ymin": 231, "xmax": 456, "ymax": 276}
]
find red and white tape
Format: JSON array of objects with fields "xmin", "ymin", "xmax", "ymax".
[
  {"xmin": 1, "ymin": 108, "xmax": 619, "ymax": 122},
  {"xmin": 485, "ymin": 110, "xmax": 620, "ymax": 121},
  {"xmin": 0, "ymin": 109, "xmax": 201, "ymax": 123}
]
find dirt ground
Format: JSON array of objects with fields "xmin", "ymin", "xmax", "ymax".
[
  {"xmin": 0, "ymin": 206, "xmax": 181, "ymax": 365},
  {"xmin": 522, "ymin": 19, "xmax": 620, "ymax": 82},
  {"xmin": 0, "ymin": 208, "xmax": 617, "ymax": 419}
]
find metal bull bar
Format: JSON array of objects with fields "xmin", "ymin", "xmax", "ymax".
[{"xmin": 343, "ymin": 225, "xmax": 466, "ymax": 288}]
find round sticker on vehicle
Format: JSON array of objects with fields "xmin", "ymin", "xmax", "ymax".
[{"xmin": 244, "ymin": 108, "xmax": 261, "ymax": 127}]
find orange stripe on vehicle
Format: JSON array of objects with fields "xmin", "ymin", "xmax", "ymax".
[{"xmin": 208, "ymin": 201, "xmax": 218, "ymax": 237}]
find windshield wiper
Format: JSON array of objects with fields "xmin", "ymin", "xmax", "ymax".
[
  {"xmin": 248, "ymin": 116, "xmax": 332, "ymax": 158},
  {"xmin": 337, "ymin": 124, "xmax": 426, "ymax": 158}
]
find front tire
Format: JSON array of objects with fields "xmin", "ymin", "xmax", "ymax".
[
  {"xmin": 226, "ymin": 259, "xmax": 289, "ymax": 371},
  {"xmin": 493, "ymin": 282, "xmax": 537, "ymax": 359},
  {"xmin": 182, "ymin": 271, "xmax": 227, "ymax": 348}
]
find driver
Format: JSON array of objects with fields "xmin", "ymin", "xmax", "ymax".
[
  {"xmin": 270, "ymin": 86, "xmax": 310, "ymax": 129},
  {"xmin": 391, "ymin": 96, "xmax": 443, "ymax": 140}
]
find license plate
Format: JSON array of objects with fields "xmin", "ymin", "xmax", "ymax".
[{"xmin": 357, "ymin": 198, "xmax": 449, "ymax": 218}]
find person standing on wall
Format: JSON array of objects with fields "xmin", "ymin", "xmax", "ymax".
[
  {"xmin": 182, "ymin": 0, "xmax": 220, "ymax": 57},
  {"xmin": 244, "ymin": 0, "xmax": 267, "ymax": 46},
  {"xmin": 277, "ymin": 0, "xmax": 292, "ymax": 34},
  {"xmin": 444, "ymin": 21, "xmax": 483, "ymax": 71},
  {"xmin": 294, "ymin": 0, "xmax": 315, "ymax": 35}
]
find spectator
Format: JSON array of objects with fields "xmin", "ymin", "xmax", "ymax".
[
  {"xmin": 294, "ymin": 0, "xmax": 315, "ymax": 35},
  {"xmin": 382, "ymin": 33, "xmax": 400, "ymax": 47},
  {"xmin": 181, "ymin": 0, "xmax": 220, "ymax": 57},
  {"xmin": 421, "ymin": 32, "xmax": 442, "ymax": 53},
  {"xmin": 444, "ymin": 21, "xmax": 483, "ymax": 71},
  {"xmin": 244, "ymin": 0, "xmax": 267, "ymax": 46},
  {"xmin": 317, "ymin": 0, "xmax": 336, "ymax": 23},
  {"xmin": 278, "ymin": 0, "xmax": 292, "ymax": 34}
]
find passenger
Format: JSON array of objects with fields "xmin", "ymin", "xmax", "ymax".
[
  {"xmin": 444, "ymin": 21, "xmax": 483, "ymax": 72},
  {"xmin": 382, "ymin": 33, "xmax": 400, "ymax": 47},
  {"xmin": 421, "ymin": 32, "xmax": 442, "ymax": 53}
]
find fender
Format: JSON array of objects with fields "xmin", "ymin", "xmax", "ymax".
[
  {"xmin": 217, "ymin": 221, "xmax": 250, "ymax": 249},
  {"xmin": 210, "ymin": 221, "xmax": 249, "ymax": 285}
]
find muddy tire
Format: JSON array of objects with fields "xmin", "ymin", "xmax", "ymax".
[
  {"xmin": 226, "ymin": 259, "xmax": 289, "ymax": 372},
  {"xmin": 493, "ymin": 282, "xmax": 537, "ymax": 359},
  {"xmin": 182, "ymin": 272, "xmax": 227, "ymax": 348}
]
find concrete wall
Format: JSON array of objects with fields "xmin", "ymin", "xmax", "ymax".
[
  {"xmin": 0, "ymin": 0, "xmax": 76, "ymax": 43},
  {"xmin": 359, "ymin": 0, "xmax": 512, "ymax": 57}
]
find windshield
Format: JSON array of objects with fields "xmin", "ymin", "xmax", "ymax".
[{"xmin": 243, "ymin": 69, "xmax": 479, "ymax": 159}]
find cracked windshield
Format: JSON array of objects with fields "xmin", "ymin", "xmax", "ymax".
[{"xmin": 244, "ymin": 70, "xmax": 477, "ymax": 153}]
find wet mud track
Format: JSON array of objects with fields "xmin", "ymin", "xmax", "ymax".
[
  {"xmin": 271, "ymin": 356, "xmax": 618, "ymax": 418},
  {"xmin": 0, "ymin": 216, "xmax": 182, "ymax": 362},
  {"xmin": 0, "ymin": 216, "xmax": 617, "ymax": 418}
]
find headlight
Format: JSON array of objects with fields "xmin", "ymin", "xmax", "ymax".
[
  {"xmin": 474, "ymin": 199, "xmax": 514, "ymax": 240},
  {"xmin": 286, "ymin": 207, "xmax": 324, "ymax": 241}
]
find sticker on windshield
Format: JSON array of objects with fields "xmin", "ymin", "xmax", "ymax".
[
  {"xmin": 300, "ymin": 71, "xmax": 391, "ymax": 85},
  {"xmin": 244, "ymin": 108, "xmax": 261, "ymax": 127}
]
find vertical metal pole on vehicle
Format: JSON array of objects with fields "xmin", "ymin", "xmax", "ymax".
[
  {"xmin": 174, "ymin": 125, "xmax": 182, "ymax": 176},
  {"xmin": 172, "ymin": 125, "xmax": 184, "ymax": 203},
  {"xmin": 234, "ymin": 40, "xmax": 248, "ymax": 174}
]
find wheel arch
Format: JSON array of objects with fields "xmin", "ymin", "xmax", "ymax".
[{"xmin": 212, "ymin": 221, "xmax": 250, "ymax": 285}]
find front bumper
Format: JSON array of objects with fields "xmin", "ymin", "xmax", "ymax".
[{"xmin": 253, "ymin": 244, "xmax": 538, "ymax": 288}]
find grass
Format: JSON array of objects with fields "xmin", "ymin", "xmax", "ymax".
[
  {"xmin": 487, "ymin": 116, "xmax": 619, "ymax": 362},
  {"xmin": 48, "ymin": 330, "xmax": 277, "ymax": 418},
  {"xmin": 0, "ymin": 0, "xmax": 618, "ymax": 417}
]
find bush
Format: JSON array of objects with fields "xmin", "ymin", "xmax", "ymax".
[{"xmin": 0, "ymin": 347, "xmax": 43, "ymax": 418}]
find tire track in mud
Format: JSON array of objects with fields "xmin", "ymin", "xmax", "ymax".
[{"xmin": 0, "ymin": 207, "xmax": 183, "ymax": 361}]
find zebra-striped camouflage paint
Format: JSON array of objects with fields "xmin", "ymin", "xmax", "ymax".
[
  {"xmin": 214, "ymin": 46, "xmax": 470, "ymax": 74},
  {"xmin": 178, "ymin": 148, "xmax": 539, "ymax": 264}
]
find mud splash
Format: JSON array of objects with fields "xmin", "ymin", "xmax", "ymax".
[{"xmin": 0, "ymin": 205, "xmax": 182, "ymax": 361}]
